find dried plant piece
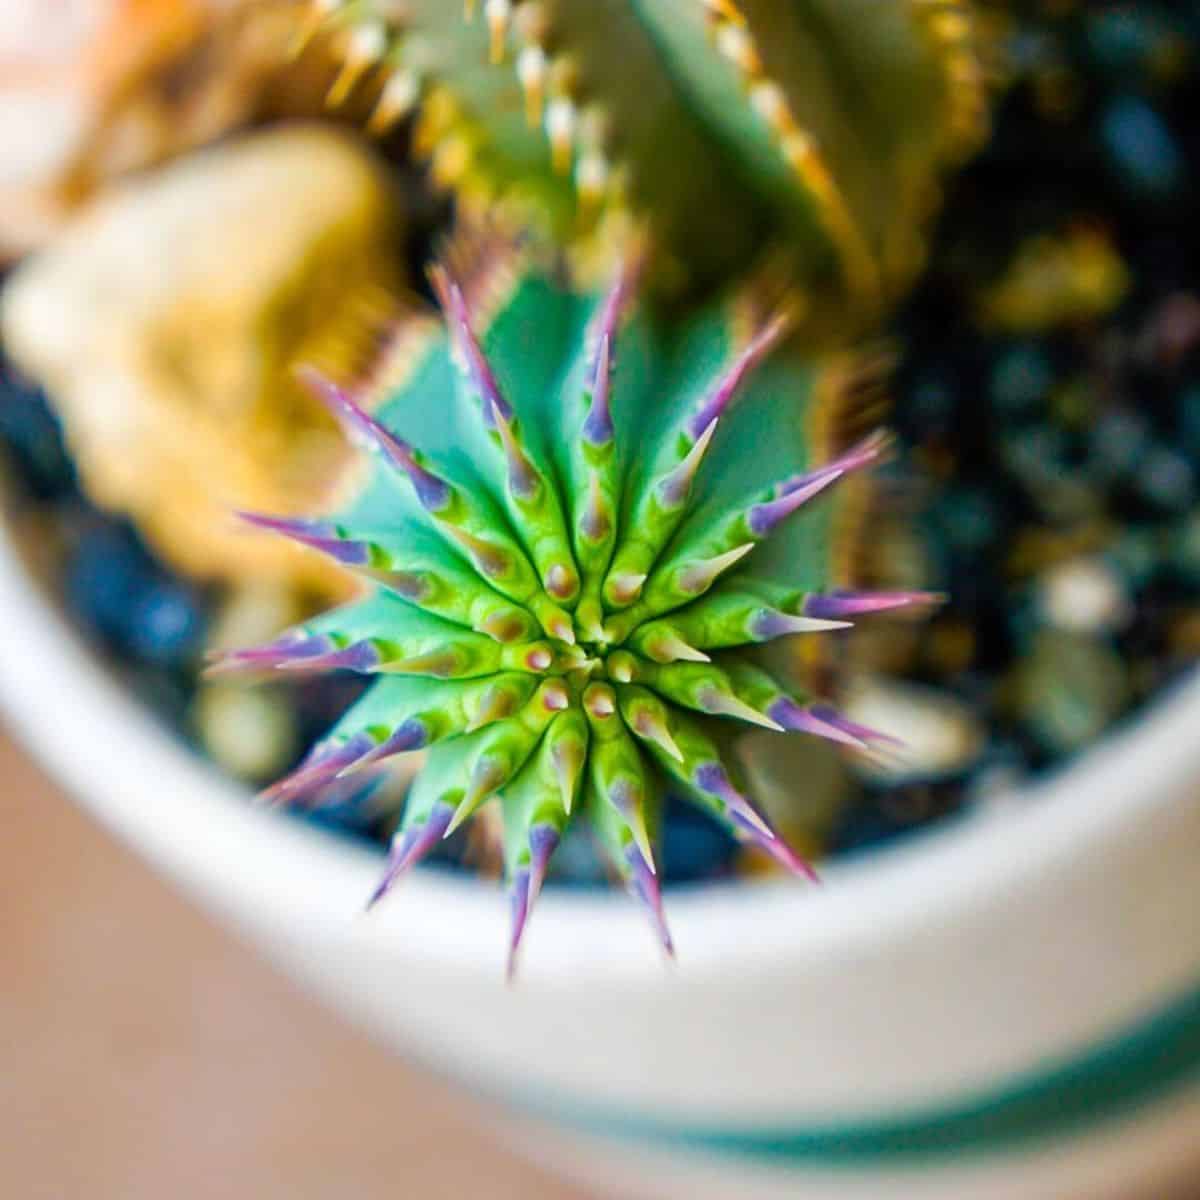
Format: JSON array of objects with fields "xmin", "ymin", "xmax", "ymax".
[{"xmin": 1, "ymin": 125, "xmax": 408, "ymax": 597}]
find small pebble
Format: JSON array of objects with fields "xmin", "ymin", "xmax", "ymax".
[
  {"xmin": 1016, "ymin": 631, "xmax": 1129, "ymax": 756},
  {"xmin": 989, "ymin": 342, "xmax": 1054, "ymax": 416},
  {"xmin": 1136, "ymin": 447, "xmax": 1195, "ymax": 514},
  {"xmin": 1037, "ymin": 557, "xmax": 1131, "ymax": 635},
  {"xmin": 195, "ymin": 682, "xmax": 299, "ymax": 783},
  {"xmin": 844, "ymin": 678, "xmax": 985, "ymax": 785},
  {"xmin": 1099, "ymin": 95, "xmax": 1183, "ymax": 199},
  {"xmin": 126, "ymin": 581, "xmax": 207, "ymax": 665}
]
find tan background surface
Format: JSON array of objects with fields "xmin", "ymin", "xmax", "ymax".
[{"xmin": 0, "ymin": 725, "xmax": 593, "ymax": 1200}]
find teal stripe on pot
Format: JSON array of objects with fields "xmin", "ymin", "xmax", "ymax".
[{"xmin": 506, "ymin": 978, "xmax": 1200, "ymax": 1164}]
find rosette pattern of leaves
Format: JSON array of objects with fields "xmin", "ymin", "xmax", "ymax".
[{"xmin": 214, "ymin": 245, "xmax": 932, "ymax": 970}]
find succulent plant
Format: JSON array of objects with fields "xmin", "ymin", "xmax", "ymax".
[
  {"xmin": 294, "ymin": 0, "xmax": 990, "ymax": 322},
  {"xmin": 212, "ymin": 242, "xmax": 934, "ymax": 970}
]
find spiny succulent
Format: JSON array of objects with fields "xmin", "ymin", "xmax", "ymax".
[
  {"xmin": 292, "ymin": 0, "xmax": 990, "ymax": 323},
  {"xmin": 212, "ymin": 244, "xmax": 933, "ymax": 971}
]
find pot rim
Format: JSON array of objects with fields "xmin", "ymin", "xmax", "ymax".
[{"xmin": 1, "ymin": 514, "xmax": 1198, "ymax": 984}]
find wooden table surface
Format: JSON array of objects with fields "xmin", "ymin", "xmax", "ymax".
[{"xmin": 0, "ymin": 725, "xmax": 595, "ymax": 1200}]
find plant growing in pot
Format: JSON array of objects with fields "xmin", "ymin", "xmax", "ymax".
[
  {"xmin": 211, "ymin": 236, "xmax": 932, "ymax": 973},
  {"xmin": 2, "ymin": 2, "xmax": 1200, "ymax": 1198}
]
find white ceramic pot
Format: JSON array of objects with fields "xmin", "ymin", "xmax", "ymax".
[{"xmin": 1, "ymin": 519, "xmax": 1199, "ymax": 1200}]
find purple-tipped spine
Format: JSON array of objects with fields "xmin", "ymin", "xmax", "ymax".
[
  {"xmin": 803, "ymin": 590, "xmax": 942, "ymax": 619},
  {"xmin": 349, "ymin": 718, "xmax": 430, "ymax": 772},
  {"xmin": 581, "ymin": 331, "xmax": 615, "ymax": 447},
  {"xmin": 684, "ymin": 312, "xmax": 791, "ymax": 442},
  {"xmin": 746, "ymin": 468, "xmax": 844, "ymax": 537},
  {"xmin": 767, "ymin": 696, "xmax": 867, "ymax": 749},
  {"xmin": 299, "ymin": 366, "xmax": 453, "ymax": 512},
  {"xmin": 236, "ymin": 512, "xmax": 370, "ymax": 566},
  {"xmin": 808, "ymin": 703, "xmax": 903, "ymax": 748},
  {"xmin": 367, "ymin": 801, "xmax": 456, "ymax": 909},
  {"xmin": 623, "ymin": 844, "xmax": 674, "ymax": 957},
  {"xmin": 693, "ymin": 762, "xmax": 774, "ymax": 839},
  {"xmin": 779, "ymin": 432, "xmax": 888, "ymax": 498},
  {"xmin": 275, "ymin": 640, "xmax": 382, "ymax": 675},
  {"xmin": 429, "ymin": 264, "xmax": 514, "ymax": 428},
  {"xmin": 259, "ymin": 732, "xmax": 377, "ymax": 806},
  {"xmin": 205, "ymin": 632, "xmax": 338, "ymax": 675}
]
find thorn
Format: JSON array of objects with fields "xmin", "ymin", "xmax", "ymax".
[
  {"xmin": 714, "ymin": 21, "xmax": 761, "ymax": 73},
  {"xmin": 274, "ymin": 640, "xmax": 382, "ymax": 674},
  {"xmin": 427, "ymin": 264, "xmax": 514, "ymax": 427},
  {"xmin": 235, "ymin": 512, "xmax": 369, "ymax": 566},
  {"xmin": 685, "ymin": 310, "xmax": 793, "ymax": 441},
  {"xmin": 749, "ymin": 80, "xmax": 791, "ymax": 132},
  {"xmin": 631, "ymin": 707, "xmax": 684, "ymax": 764},
  {"xmin": 699, "ymin": 687, "xmax": 784, "ymax": 732},
  {"xmin": 379, "ymin": 649, "xmax": 462, "ymax": 678},
  {"xmin": 582, "ymin": 332, "xmax": 614, "ymax": 446},
  {"xmin": 606, "ymin": 571, "xmax": 646, "ymax": 605},
  {"xmin": 550, "ymin": 738, "xmax": 584, "ymax": 814},
  {"xmin": 809, "ymin": 703, "xmax": 903, "ymax": 749},
  {"xmin": 611, "ymin": 780, "xmax": 656, "ymax": 875},
  {"xmin": 366, "ymin": 802, "xmax": 455, "ymax": 908},
  {"xmin": 624, "ymin": 847, "xmax": 674, "ymax": 958},
  {"xmin": 446, "ymin": 757, "xmax": 507, "ymax": 837},
  {"xmin": 441, "ymin": 525, "xmax": 511, "ymax": 580},
  {"xmin": 781, "ymin": 432, "xmax": 890, "ymax": 498},
  {"xmin": 766, "ymin": 698, "xmax": 869, "ymax": 750},
  {"xmin": 491, "ymin": 402, "xmax": 541, "ymax": 501},
  {"xmin": 657, "ymin": 418, "xmax": 718, "ymax": 512},
  {"xmin": 701, "ymin": 0, "xmax": 747, "ymax": 24},
  {"xmin": 517, "ymin": 44, "xmax": 547, "ymax": 126},
  {"xmin": 202, "ymin": 633, "xmax": 330, "ymax": 677},
  {"xmin": 506, "ymin": 868, "xmax": 531, "ymax": 982},
  {"xmin": 298, "ymin": 367, "xmax": 452, "ymax": 512},
  {"xmin": 677, "ymin": 542, "xmax": 754, "ymax": 595},
  {"xmin": 736, "ymin": 818, "xmax": 820, "ymax": 883},
  {"xmin": 749, "ymin": 610, "xmax": 852, "ymax": 639},
  {"xmin": 545, "ymin": 97, "xmax": 577, "ymax": 174},
  {"xmin": 326, "ymin": 21, "xmax": 386, "ymax": 108},
  {"xmin": 259, "ymin": 733, "xmax": 375, "ymax": 805},
  {"xmin": 467, "ymin": 682, "xmax": 520, "ymax": 732},
  {"xmin": 747, "ymin": 469, "xmax": 844, "ymax": 537},
  {"xmin": 287, "ymin": 1, "xmax": 329, "ymax": 60},
  {"xmin": 368, "ymin": 70, "xmax": 420, "ymax": 135},
  {"xmin": 484, "ymin": 0, "xmax": 511, "ymax": 62},
  {"xmin": 343, "ymin": 719, "xmax": 428, "ymax": 775},
  {"xmin": 576, "ymin": 152, "xmax": 610, "ymax": 209},
  {"xmin": 803, "ymin": 590, "xmax": 945, "ymax": 619},
  {"xmin": 527, "ymin": 823, "xmax": 559, "ymax": 907},
  {"xmin": 693, "ymin": 763, "xmax": 775, "ymax": 841},
  {"xmin": 644, "ymin": 629, "xmax": 711, "ymax": 664}
]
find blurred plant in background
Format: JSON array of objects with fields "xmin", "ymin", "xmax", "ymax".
[{"xmin": 296, "ymin": 0, "xmax": 992, "ymax": 333}]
